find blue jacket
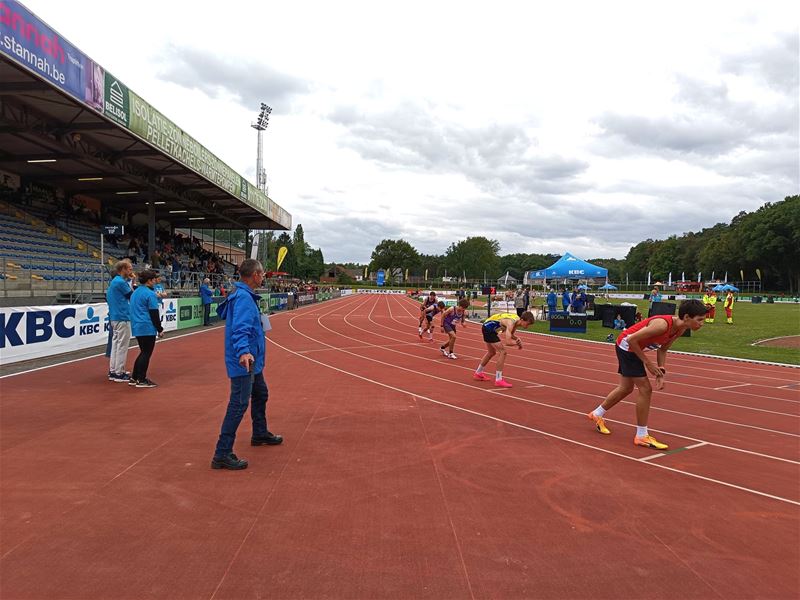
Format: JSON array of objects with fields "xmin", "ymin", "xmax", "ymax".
[
  {"xmin": 546, "ymin": 292, "xmax": 557, "ymax": 307},
  {"xmin": 200, "ymin": 284, "xmax": 213, "ymax": 305},
  {"xmin": 561, "ymin": 291, "xmax": 570, "ymax": 308},
  {"xmin": 130, "ymin": 285, "xmax": 161, "ymax": 337},
  {"xmin": 107, "ymin": 275, "xmax": 133, "ymax": 321},
  {"xmin": 217, "ymin": 282, "xmax": 265, "ymax": 378}
]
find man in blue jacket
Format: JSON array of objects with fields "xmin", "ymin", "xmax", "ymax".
[
  {"xmin": 211, "ymin": 259, "xmax": 282, "ymax": 470},
  {"xmin": 107, "ymin": 259, "xmax": 136, "ymax": 382},
  {"xmin": 200, "ymin": 278, "xmax": 214, "ymax": 326}
]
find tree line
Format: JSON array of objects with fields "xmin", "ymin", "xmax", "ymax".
[{"xmin": 362, "ymin": 196, "xmax": 799, "ymax": 291}]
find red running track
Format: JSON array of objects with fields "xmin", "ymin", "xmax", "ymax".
[{"xmin": 1, "ymin": 293, "xmax": 798, "ymax": 599}]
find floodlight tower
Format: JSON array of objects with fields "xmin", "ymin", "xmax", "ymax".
[{"xmin": 251, "ymin": 103, "xmax": 272, "ymax": 193}]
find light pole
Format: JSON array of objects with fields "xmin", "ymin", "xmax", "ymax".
[{"xmin": 250, "ymin": 103, "xmax": 272, "ymax": 260}]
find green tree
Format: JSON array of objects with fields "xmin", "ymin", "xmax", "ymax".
[
  {"xmin": 369, "ymin": 239, "xmax": 421, "ymax": 274},
  {"xmin": 444, "ymin": 236, "xmax": 500, "ymax": 279}
]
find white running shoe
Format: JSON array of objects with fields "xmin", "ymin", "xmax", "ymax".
[
  {"xmin": 440, "ymin": 347, "xmax": 449, "ymax": 356},
  {"xmin": 448, "ymin": 353, "xmax": 457, "ymax": 360}
]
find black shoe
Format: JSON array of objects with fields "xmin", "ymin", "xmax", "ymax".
[
  {"xmin": 211, "ymin": 452, "xmax": 248, "ymax": 470},
  {"xmin": 136, "ymin": 379, "xmax": 158, "ymax": 388},
  {"xmin": 251, "ymin": 432, "xmax": 283, "ymax": 446}
]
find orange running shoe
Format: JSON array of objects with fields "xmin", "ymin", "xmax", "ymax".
[
  {"xmin": 634, "ymin": 435, "xmax": 668, "ymax": 450},
  {"xmin": 587, "ymin": 412, "xmax": 611, "ymax": 435},
  {"xmin": 494, "ymin": 379, "xmax": 513, "ymax": 388},
  {"xmin": 473, "ymin": 372, "xmax": 492, "ymax": 381}
]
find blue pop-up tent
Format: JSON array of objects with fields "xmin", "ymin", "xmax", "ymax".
[
  {"xmin": 599, "ymin": 283, "xmax": 618, "ymax": 290},
  {"xmin": 525, "ymin": 252, "xmax": 608, "ymax": 281},
  {"xmin": 722, "ymin": 284, "xmax": 739, "ymax": 292},
  {"xmin": 712, "ymin": 284, "xmax": 726, "ymax": 292}
]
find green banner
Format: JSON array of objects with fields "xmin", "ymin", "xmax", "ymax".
[
  {"xmin": 177, "ymin": 297, "xmax": 221, "ymax": 329},
  {"xmin": 125, "ymin": 90, "xmax": 288, "ymax": 227},
  {"xmin": 103, "ymin": 71, "xmax": 130, "ymax": 127}
]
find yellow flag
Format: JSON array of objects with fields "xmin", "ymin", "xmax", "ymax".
[
  {"xmin": 756, "ymin": 268, "xmax": 762, "ymax": 280},
  {"xmin": 277, "ymin": 246, "xmax": 288, "ymax": 271}
]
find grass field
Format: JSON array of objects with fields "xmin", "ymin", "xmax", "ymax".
[{"xmin": 477, "ymin": 298, "xmax": 800, "ymax": 365}]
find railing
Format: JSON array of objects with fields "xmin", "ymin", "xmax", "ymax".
[{"xmin": 0, "ymin": 256, "xmax": 237, "ymax": 298}]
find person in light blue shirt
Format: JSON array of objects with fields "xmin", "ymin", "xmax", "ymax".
[
  {"xmin": 106, "ymin": 259, "xmax": 136, "ymax": 382},
  {"xmin": 129, "ymin": 269, "xmax": 164, "ymax": 388},
  {"xmin": 199, "ymin": 278, "xmax": 214, "ymax": 326},
  {"xmin": 211, "ymin": 259, "xmax": 282, "ymax": 471},
  {"xmin": 613, "ymin": 314, "xmax": 626, "ymax": 330}
]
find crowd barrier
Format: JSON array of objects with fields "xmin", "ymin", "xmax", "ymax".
[{"xmin": 0, "ymin": 290, "xmax": 344, "ymax": 365}]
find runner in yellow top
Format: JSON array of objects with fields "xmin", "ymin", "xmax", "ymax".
[
  {"xmin": 724, "ymin": 290, "xmax": 735, "ymax": 324},
  {"xmin": 473, "ymin": 311, "xmax": 534, "ymax": 388}
]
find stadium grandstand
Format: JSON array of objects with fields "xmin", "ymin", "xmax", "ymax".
[{"xmin": 0, "ymin": 0, "xmax": 290, "ymax": 307}]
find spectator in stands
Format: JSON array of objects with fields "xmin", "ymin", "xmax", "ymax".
[
  {"xmin": 150, "ymin": 250, "xmax": 161, "ymax": 270},
  {"xmin": 212, "ymin": 259, "xmax": 282, "ymax": 471},
  {"xmin": 129, "ymin": 269, "xmax": 164, "ymax": 388},
  {"xmin": 200, "ymin": 278, "xmax": 214, "ymax": 326},
  {"xmin": 107, "ymin": 260, "xmax": 136, "ymax": 382}
]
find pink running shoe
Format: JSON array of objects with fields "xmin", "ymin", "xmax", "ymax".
[
  {"xmin": 473, "ymin": 372, "xmax": 492, "ymax": 381},
  {"xmin": 494, "ymin": 379, "xmax": 513, "ymax": 388}
]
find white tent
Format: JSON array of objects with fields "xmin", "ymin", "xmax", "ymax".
[{"xmin": 497, "ymin": 272, "xmax": 518, "ymax": 287}]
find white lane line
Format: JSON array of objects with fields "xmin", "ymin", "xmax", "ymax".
[
  {"xmin": 713, "ymin": 383, "xmax": 752, "ymax": 391},
  {"xmin": 294, "ymin": 297, "xmax": 800, "ymax": 463},
  {"xmin": 271, "ymin": 332, "xmax": 800, "ymax": 507},
  {"xmin": 639, "ymin": 442, "xmax": 709, "ymax": 461}
]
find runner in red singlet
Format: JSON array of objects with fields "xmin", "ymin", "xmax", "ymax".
[{"xmin": 587, "ymin": 299, "xmax": 707, "ymax": 450}]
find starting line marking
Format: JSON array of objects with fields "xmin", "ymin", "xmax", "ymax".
[
  {"xmin": 713, "ymin": 383, "xmax": 752, "ymax": 391},
  {"xmin": 779, "ymin": 383, "xmax": 800, "ymax": 390},
  {"xmin": 639, "ymin": 441, "xmax": 709, "ymax": 461}
]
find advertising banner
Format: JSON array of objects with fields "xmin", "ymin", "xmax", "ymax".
[
  {"xmin": 176, "ymin": 296, "xmax": 221, "ymax": 329},
  {"xmin": 158, "ymin": 298, "xmax": 179, "ymax": 332},
  {"xmin": 266, "ymin": 293, "xmax": 288, "ymax": 312},
  {"xmin": 1, "ymin": 1, "xmax": 88, "ymax": 106},
  {"xmin": 376, "ymin": 270, "xmax": 385, "ymax": 286},
  {"xmin": 356, "ymin": 289, "xmax": 406, "ymax": 295},
  {"xmin": 0, "ymin": 302, "xmax": 110, "ymax": 364}
]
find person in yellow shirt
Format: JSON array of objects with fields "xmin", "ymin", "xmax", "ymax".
[
  {"xmin": 473, "ymin": 311, "xmax": 534, "ymax": 388},
  {"xmin": 702, "ymin": 289, "xmax": 717, "ymax": 323},
  {"xmin": 724, "ymin": 290, "xmax": 735, "ymax": 324}
]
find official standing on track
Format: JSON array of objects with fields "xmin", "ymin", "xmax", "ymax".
[
  {"xmin": 129, "ymin": 269, "xmax": 164, "ymax": 388},
  {"xmin": 107, "ymin": 259, "xmax": 136, "ymax": 382},
  {"xmin": 211, "ymin": 259, "xmax": 282, "ymax": 471}
]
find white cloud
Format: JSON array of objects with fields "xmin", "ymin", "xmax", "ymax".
[{"xmin": 22, "ymin": 0, "xmax": 800, "ymax": 263}]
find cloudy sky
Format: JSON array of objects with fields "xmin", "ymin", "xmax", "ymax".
[{"xmin": 23, "ymin": 0, "xmax": 799, "ymax": 262}]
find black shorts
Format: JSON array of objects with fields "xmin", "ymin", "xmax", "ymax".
[
  {"xmin": 482, "ymin": 325, "xmax": 500, "ymax": 344},
  {"xmin": 615, "ymin": 345, "xmax": 646, "ymax": 378},
  {"xmin": 425, "ymin": 314, "xmax": 433, "ymax": 323}
]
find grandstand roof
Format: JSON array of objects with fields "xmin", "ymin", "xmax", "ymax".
[{"xmin": 0, "ymin": 2, "xmax": 291, "ymax": 231}]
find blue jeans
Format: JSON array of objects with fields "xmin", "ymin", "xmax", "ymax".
[{"xmin": 214, "ymin": 371, "xmax": 269, "ymax": 457}]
